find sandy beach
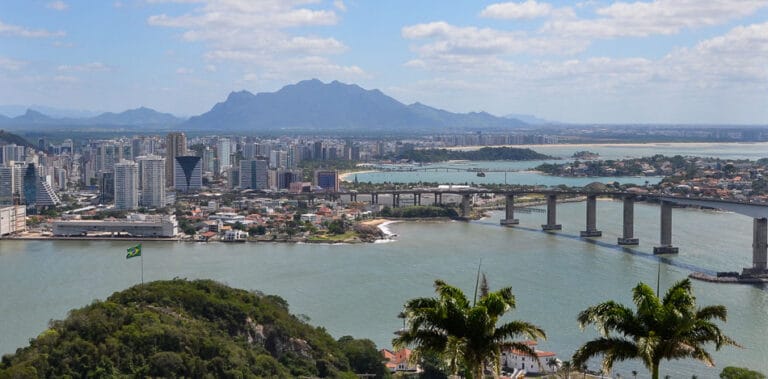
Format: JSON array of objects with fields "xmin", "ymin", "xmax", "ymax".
[{"xmin": 339, "ymin": 170, "xmax": 377, "ymax": 181}]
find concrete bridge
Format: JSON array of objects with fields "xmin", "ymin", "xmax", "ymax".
[{"xmin": 242, "ymin": 188, "xmax": 768, "ymax": 277}]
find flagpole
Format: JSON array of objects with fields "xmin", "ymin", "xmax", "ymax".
[{"xmin": 141, "ymin": 248, "xmax": 144, "ymax": 286}]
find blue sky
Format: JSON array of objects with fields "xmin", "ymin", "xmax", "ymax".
[{"xmin": 1, "ymin": 0, "xmax": 767, "ymax": 124}]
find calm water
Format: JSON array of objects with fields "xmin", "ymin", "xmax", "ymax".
[
  {"xmin": 351, "ymin": 142, "xmax": 768, "ymax": 186},
  {"xmin": 2, "ymin": 142, "xmax": 768, "ymax": 377}
]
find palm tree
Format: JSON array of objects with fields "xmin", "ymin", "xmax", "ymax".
[
  {"xmin": 560, "ymin": 360, "xmax": 572, "ymax": 379},
  {"xmin": 393, "ymin": 279, "xmax": 546, "ymax": 378},
  {"xmin": 572, "ymin": 279, "xmax": 739, "ymax": 379},
  {"xmin": 547, "ymin": 357, "xmax": 559, "ymax": 373}
]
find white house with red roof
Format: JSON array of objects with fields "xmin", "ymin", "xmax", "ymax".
[
  {"xmin": 501, "ymin": 340, "xmax": 559, "ymax": 375},
  {"xmin": 380, "ymin": 348, "xmax": 421, "ymax": 374}
]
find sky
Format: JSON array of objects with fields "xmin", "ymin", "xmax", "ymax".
[{"xmin": 0, "ymin": 0, "xmax": 767, "ymax": 124}]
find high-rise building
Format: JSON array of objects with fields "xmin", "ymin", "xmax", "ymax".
[
  {"xmin": 239, "ymin": 159, "xmax": 268, "ymax": 190},
  {"xmin": 114, "ymin": 161, "xmax": 139, "ymax": 210},
  {"xmin": 1, "ymin": 144, "xmax": 25, "ymax": 166},
  {"xmin": 314, "ymin": 170, "xmax": 339, "ymax": 191},
  {"xmin": 165, "ymin": 132, "xmax": 187, "ymax": 187},
  {"xmin": 0, "ymin": 167, "xmax": 14, "ymax": 205},
  {"xmin": 174, "ymin": 156, "xmax": 202, "ymax": 193},
  {"xmin": 138, "ymin": 156, "xmax": 166, "ymax": 208},
  {"xmin": 217, "ymin": 137, "xmax": 231, "ymax": 173},
  {"xmin": 99, "ymin": 172, "xmax": 115, "ymax": 204},
  {"xmin": 276, "ymin": 169, "xmax": 302, "ymax": 190}
]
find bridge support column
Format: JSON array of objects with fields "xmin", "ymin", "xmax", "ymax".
[
  {"xmin": 580, "ymin": 195, "xmax": 602, "ymax": 237},
  {"xmin": 618, "ymin": 196, "xmax": 639, "ymax": 245},
  {"xmin": 371, "ymin": 193, "xmax": 378, "ymax": 205},
  {"xmin": 541, "ymin": 194, "xmax": 562, "ymax": 231},
  {"xmin": 434, "ymin": 193, "xmax": 442, "ymax": 205},
  {"xmin": 350, "ymin": 193, "xmax": 357, "ymax": 203},
  {"xmin": 415, "ymin": 193, "xmax": 421, "ymax": 206},
  {"xmin": 501, "ymin": 194, "xmax": 519, "ymax": 226},
  {"xmin": 743, "ymin": 218, "xmax": 768, "ymax": 276},
  {"xmin": 460, "ymin": 194, "xmax": 471, "ymax": 219},
  {"xmin": 654, "ymin": 201, "xmax": 678, "ymax": 254},
  {"xmin": 393, "ymin": 194, "xmax": 400, "ymax": 208}
]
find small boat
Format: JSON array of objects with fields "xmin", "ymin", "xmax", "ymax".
[{"xmin": 476, "ymin": 171, "xmax": 486, "ymax": 177}]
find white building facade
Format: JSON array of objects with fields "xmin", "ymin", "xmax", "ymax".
[
  {"xmin": 138, "ymin": 155, "xmax": 166, "ymax": 208},
  {"xmin": 114, "ymin": 161, "xmax": 139, "ymax": 210}
]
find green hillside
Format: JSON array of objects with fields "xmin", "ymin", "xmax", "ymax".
[
  {"xmin": 0, "ymin": 130, "xmax": 35, "ymax": 150},
  {"xmin": 0, "ymin": 279, "xmax": 389, "ymax": 378}
]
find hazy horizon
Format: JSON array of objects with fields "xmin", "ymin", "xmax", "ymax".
[{"xmin": 1, "ymin": 1, "xmax": 767, "ymax": 124}]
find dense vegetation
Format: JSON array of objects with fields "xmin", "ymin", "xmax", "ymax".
[
  {"xmin": 379, "ymin": 205, "xmax": 459, "ymax": 219},
  {"xmin": 0, "ymin": 279, "xmax": 389, "ymax": 378},
  {"xmin": 0, "ymin": 130, "xmax": 35, "ymax": 149},
  {"xmin": 396, "ymin": 146, "xmax": 551, "ymax": 162}
]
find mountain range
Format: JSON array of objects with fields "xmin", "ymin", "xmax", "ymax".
[
  {"xmin": 0, "ymin": 79, "xmax": 528, "ymax": 131},
  {"xmin": 0, "ymin": 107, "xmax": 183, "ymax": 129}
]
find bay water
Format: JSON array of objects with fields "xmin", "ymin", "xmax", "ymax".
[{"xmin": 2, "ymin": 142, "xmax": 768, "ymax": 377}]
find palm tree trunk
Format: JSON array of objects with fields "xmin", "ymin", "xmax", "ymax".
[{"xmin": 652, "ymin": 363, "xmax": 660, "ymax": 379}]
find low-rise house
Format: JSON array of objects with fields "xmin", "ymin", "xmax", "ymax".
[
  {"xmin": 501, "ymin": 340, "xmax": 558, "ymax": 375},
  {"xmin": 380, "ymin": 348, "xmax": 420, "ymax": 374}
]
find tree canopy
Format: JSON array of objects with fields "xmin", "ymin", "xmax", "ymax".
[
  {"xmin": 572, "ymin": 279, "xmax": 739, "ymax": 379},
  {"xmin": 0, "ymin": 279, "xmax": 388, "ymax": 378},
  {"xmin": 393, "ymin": 278, "xmax": 545, "ymax": 378}
]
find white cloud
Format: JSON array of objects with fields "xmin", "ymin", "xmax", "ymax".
[
  {"xmin": 402, "ymin": 21, "xmax": 588, "ymax": 59},
  {"xmin": 333, "ymin": 0, "xmax": 346, "ymax": 12},
  {"xmin": 0, "ymin": 57, "xmax": 26, "ymax": 71},
  {"xmin": 0, "ymin": 20, "xmax": 65, "ymax": 38},
  {"xmin": 176, "ymin": 67, "xmax": 194, "ymax": 75},
  {"xmin": 147, "ymin": 0, "xmax": 364, "ymax": 80},
  {"xmin": 480, "ymin": 1, "xmax": 553, "ymax": 19},
  {"xmin": 46, "ymin": 1, "xmax": 69, "ymax": 11},
  {"xmin": 543, "ymin": 0, "xmax": 768, "ymax": 38},
  {"xmin": 53, "ymin": 75, "xmax": 78, "ymax": 83},
  {"xmin": 57, "ymin": 62, "xmax": 111, "ymax": 72}
]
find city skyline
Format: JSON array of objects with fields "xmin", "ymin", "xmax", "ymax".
[{"xmin": 1, "ymin": 1, "xmax": 767, "ymax": 124}]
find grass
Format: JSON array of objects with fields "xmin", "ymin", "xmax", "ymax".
[{"xmin": 307, "ymin": 231, "xmax": 358, "ymax": 242}]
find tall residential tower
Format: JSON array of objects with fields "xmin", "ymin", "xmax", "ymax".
[{"xmin": 165, "ymin": 132, "xmax": 187, "ymax": 187}]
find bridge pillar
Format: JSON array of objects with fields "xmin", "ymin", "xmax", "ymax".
[
  {"xmin": 500, "ymin": 194, "xmax": 519, "ymax": 226},
  {"xmin": 434, "ymin": 192, "xmax": 442, "ymax": 205},
  {"xmin": 580, "ymin": 195, "xmax": 602, "ymax": 237},
  {"xmin": 350, "ymin": 193, "xmax": 357, "ymax": 203},
  {"xmin": 371, "ymin": 193, "xmax": 378, "ymax": 205},
  {"xmin": 743, "ymin": 218, "xmax": 768, "ymax": 276},
  {"xmin": 460, "ymin": 194, "xmax": 471, "ymax": 218},
  {"xmin": 415, "ymin": 193, "xmax": 421, "ymax": 206},
  {"xmin": 654, "ymin": 201, "xmax": 678, "ymax": 254},
  {"xmin": 618, "ymin": 196, "xmax": 639, "ymax": 245},
  {"xmin": 393, "ymin": 194, "xmax": 400, "ymax": 208},
  {"xmin": 541, "ymin": 194, "xmax": 562, "ymax": 231}
]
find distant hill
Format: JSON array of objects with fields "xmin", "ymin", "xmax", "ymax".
[
  {"xmin": 184, "ymin": 79, "xmax": 527, "ymax": 131},
  {"xmin": 505, "ymin": 113, "xmax": 557, "ymax": 125},
  {"xmin": 0, "ymin": 279, "xmax": 389, "ymax": 378},
  {"xmin": 0, "ymin": 129, "xmax": 36, "ymax": 149},
  {"xmin": 88, "ymin": 107, "xmax": 182, "ymax": 126},
  {"xmin": 0, "ymin": 107, "xmax": 184, "ymax": 129}
]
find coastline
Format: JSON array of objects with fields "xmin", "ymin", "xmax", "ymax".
[{"xmin": 443, "ymin": 141, "xmax": 768, "ymax": 152}]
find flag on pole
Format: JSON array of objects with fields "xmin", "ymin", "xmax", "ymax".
[{"xmin": 126, "ymin": 244, "xmax": 142, "ymax": 259}]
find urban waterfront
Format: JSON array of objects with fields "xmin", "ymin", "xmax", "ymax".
[
  {"xmin": 350, "ymin": 142, "xmax": 768, "ymax": 186},
  {"xmin": 2, "ymin": 199, "xmax": 767, "ymax": 377}
]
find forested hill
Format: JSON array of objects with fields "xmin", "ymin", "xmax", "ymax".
[
  {"xmin": 0, "ymin": 130, "xmax": 35, "ymax": 150},
  {"xmin": 396, "ymin": 146, "xmax": 552, "ymax": 162},
  {"xmin": 0, "ymin": 279, "xmax": 389, "ymax": 378}
]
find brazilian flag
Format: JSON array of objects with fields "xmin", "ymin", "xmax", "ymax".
[{"xmin": 126, "ymin": 244, "xmax": 142, "ymax": 259}]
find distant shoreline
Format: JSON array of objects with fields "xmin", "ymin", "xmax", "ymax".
[{"xmin": 444, "ymin": 141, "xmax": 768, "ymax": 151}]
